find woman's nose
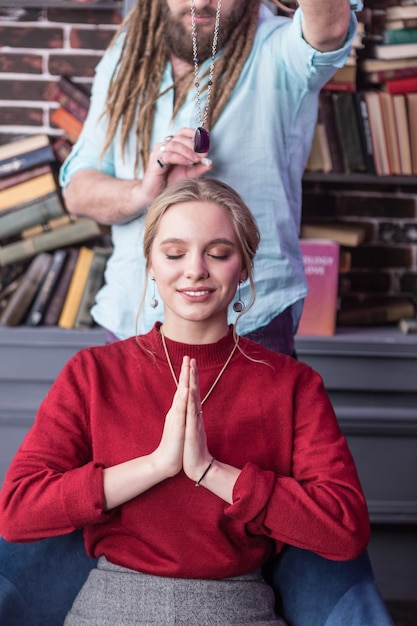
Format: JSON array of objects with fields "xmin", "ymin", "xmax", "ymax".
[{"xmin": 185, "ymin": 255, "xmax": 209, "ymax": 280}]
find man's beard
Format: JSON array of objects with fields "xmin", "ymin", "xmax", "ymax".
[{"xmin": 161, "ymin": 0, "xmax": 247, "ymax": 63}]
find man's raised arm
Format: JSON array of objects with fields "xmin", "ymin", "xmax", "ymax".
[{"xmin": 298, "ymin": 0, "xmax": 354, "ymax": 52}]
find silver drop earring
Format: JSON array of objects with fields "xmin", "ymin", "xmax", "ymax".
[
  {"xmin": 233, "ymin": 281, "xmax": 245, "ymax": 313},
  {"xmin": 150, "ymin": 278, "xmax": 158, "ymax": 309}
]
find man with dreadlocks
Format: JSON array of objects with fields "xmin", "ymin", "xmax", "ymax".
[{"xmin": 60, "ymin": 0, "xmax": 361, "ymax": 356}]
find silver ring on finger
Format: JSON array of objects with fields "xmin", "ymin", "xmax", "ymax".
[
  {"xmin": 160, "ymin": 145, "xmax": 166, "ymax": 153},
  {"xmin": 164, "ymin": 135, "xmax": 174, "ymax": 142}
]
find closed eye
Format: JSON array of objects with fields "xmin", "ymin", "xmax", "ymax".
[{"xmin": 208, "ymin": 253, "xmax": 230, "ymax": 260}]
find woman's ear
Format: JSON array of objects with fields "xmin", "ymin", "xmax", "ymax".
[{"xmin": 240, "ymin": 270, "xmax": 248, "ymax": 283}]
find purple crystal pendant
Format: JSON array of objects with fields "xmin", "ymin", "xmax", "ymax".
[{"xmin": 194, "ymin": 127, "xmax": 210, "ymax": 153}]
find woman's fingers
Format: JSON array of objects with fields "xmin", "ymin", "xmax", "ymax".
[
  {"xmin": 183, "ymin": 359, "xmax": 211, "ymax": 481},
  {"xmin": 155, "ymin": 357, "xmax": 190, "ymax": 477}
]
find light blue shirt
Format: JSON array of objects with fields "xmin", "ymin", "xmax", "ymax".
[{"xmin": 60, "ymin": 6, "xmax": 358, "ymax": 340}]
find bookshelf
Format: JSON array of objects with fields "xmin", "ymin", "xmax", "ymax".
[
  {"xmin": 303, "ymin": 171, "xmax": 417, "ymax": 187},
  {"xmin": 301, "ymin": 171, "xmax": 417, "ymax": 329}
]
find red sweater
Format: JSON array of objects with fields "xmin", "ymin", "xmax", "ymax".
[{"xmin": 0, "ymin": 325, "xmax": 369, "ymax": 579}]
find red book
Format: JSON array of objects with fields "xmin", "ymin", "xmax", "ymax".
[
  {"xmin": 52, "ymin": 137, "xmax": 73, "ymax": 164},
  {"xmin": 385, "ymin": 75, "xmax": 417, "ymax": 95},
  {"xmin": 53, "ymin": 88, "xmax": 88, "ymax": 123},
  {"xmin": 321, "ymin": 80, "xmax": 357, "ymax": 93},
  {"xmin": 51, "ymin": 107, "xmax": 84, "ymax": 144},
  {"xmin": 297, "ymin": 239, "xmax": 340, "ymax": 336}
]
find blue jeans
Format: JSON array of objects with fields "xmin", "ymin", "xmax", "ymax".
[{"xmin": 0, "ymin": 532, "xmax": 394, "ymax": 625}]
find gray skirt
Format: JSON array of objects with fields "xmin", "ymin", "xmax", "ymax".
[{"xmin": 64, "ymin": 556, "xmax": 287, "ymax": 625}]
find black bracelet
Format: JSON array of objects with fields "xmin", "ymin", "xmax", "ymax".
[{"xmin": 195, "ymin": 457, "xmax": 216, "ymax": 487}]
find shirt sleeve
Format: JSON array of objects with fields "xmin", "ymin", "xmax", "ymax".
[
  {"xmin": 225, "ymin": 367, "xmax": 370, "ymax": 561},
  {"xmin": 0, "ymin": 351, "xmax": 112, "ymax": 542},
  {"xmin": 271, "ymin": 8, "xmax": 359, "ymax": 91}
]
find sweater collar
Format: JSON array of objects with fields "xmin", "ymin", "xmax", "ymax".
[{"xmin": 143, "ymin": 322, "xmax": 238, "ymax": 369}]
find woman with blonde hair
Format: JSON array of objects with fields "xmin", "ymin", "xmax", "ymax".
[{"xmin": 0, "ymin": 179, "xmax": 378, "ymax": 625}]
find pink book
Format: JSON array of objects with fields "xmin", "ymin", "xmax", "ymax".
[{"xmin": 297, "ymin": 239, "xmax": 340, "ymax": 336}]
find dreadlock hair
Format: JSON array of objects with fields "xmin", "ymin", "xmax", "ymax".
[{"xmin": 101, "ymin": 0, "xmax": 262, "ymax": 174}]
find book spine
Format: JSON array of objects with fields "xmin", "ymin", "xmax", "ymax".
[
  {"xmin": 0, "ymin": 217, "xmax": 101, "ymax": 267},
  {"xmin": 393, "ymin": 93, "xmax": 413, "ymax": 175},
  {"xmin": 0, "ymin": 163, "xmax": 52, "ymax": 193},
  {"xmin": 0, "ymin": 260, "xmax": 30, "ymax": 299},
  {"xmin": 56, "ymin": 76, "xmax": 91, "ymax": 110},
  {"xmin": 331, "ymin": 92, "xmax": 367, "ymax": 173},
  {"xmin": 385, "ymin": 76, "xmax": 417, "ymax": 94},
  {"xmin": 42, "ymin": 247, "xmax": 79, "ymax": 326},
  {"xmin": 322, "ymin": 81, "xmax": 357, "ymax": 93},
  {"xmin": 379, "ymin": 92, "xmax": 402, "ymax": 176},
  {"xmin": 52, "ymin": 137, "xmax": 73, "ymax": 164},
  {"xmin": 318, "ymin": 91, "xmax": 345, "ymax": 174},
  {"xmin": 54, "ymin": 88, "xmax": 88, "ymax": 123},
  {"xmin": 74, "ymin": 247, "xmax": 111, "ymax": 328},
  {"xmin": 297, "ymin": 240, "xmax": 340, "ymax": 336},
  {"xmin": 382, "ymin": 27, "xmax": 417, "ymax": 45},
  {"xmin": 21, "ymin": 214, "xmax": 75, "ymax": 239},
  {"xmin": 58, "ymin": 246, "xmax": 94, "ymax": 329},
  {"xmin": 385, "ymin": 7, "xmax": 417, "ymax": 21},
  {"xmin": 0, "ymin": 134, "xmax": 50, "ymax": 162},
  {"xmin": 0, "ymin": 145, "xmax": 56, "ymax": 180},
  {"xmin": 25, "ymin": 249, "xmax": 68, "ymax": 326},
  {"xmin": 353, "ymin": 91, "xmax": 377, "ymax": 175},
  {"xmin": 373, "ymin": 42, "xmax": 417, "ymax": 61},
  {"xmin": 51, "ymin": 107, "xmax": 84, "ymax": 144},
  {"xmin": 364, "ymin": 91, "xmax": 391, "ymax": 176},
  {"xmin": 0, "ymin": 171, "xmax": 58, "ymax": 213},
  {"xmin": 0, "ymin": 193, "xmax": 65, "ymax": 240},
  {"xmin": 366, "ymin": 66, "xmax": 417, "ymax": 84},
  {"xmin": 0, "ymin": 252, "xmax": 53, "ymax": 326}
]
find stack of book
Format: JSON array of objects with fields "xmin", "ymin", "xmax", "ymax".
[
  {"xmin": 0, "ymin": 130, "xmax": 112, "ymax": 328},
  {"xmin": 51, "ymin": 76, "xmax": 91, "ymax": 162},
  {"xmin": 306, "ymin": 1, "xmax": 417, "ymax": 176},
  {"xmin": 359, "ymin": 1, "xmax": 417, "ymax": 175},
  {"xmin": 362, "ymin": 1, "xmax": 417, "ymax": 85},
  {"xmin": 306, "ymin": 90, "xmax": 376, "ymax": 175},
  {"xmin": 298, "ymin": 220, "xmax": 416, "ymax": 327},
  {"xmin": 0, "ymin": 245, "xmax": 112, "ymax": 328}
]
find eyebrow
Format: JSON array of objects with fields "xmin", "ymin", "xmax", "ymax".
[{"xmin": 159, "ymin": 238, "xmax": 237, "ymax": 247}]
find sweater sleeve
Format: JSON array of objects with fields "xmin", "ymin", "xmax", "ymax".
[
  {"xmin": 225, "ymin": 367, "xmax": 370, "ymax": 561},
  {"xmin": 0, "ymin": 351, "xmax": 112, "ymax": 542}
]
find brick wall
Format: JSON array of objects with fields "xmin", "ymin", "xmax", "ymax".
[
  {"xmin": 302, "ymin": 179, "xmax": 417, "ymax": 319},
  {"xmin": 0, "ymin": 3, "xmax": 122, "ymax": 145}
]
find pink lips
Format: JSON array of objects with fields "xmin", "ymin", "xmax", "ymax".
[{"xmin": 178, "ymin": 288, "xmax": 214, "ymax": 302}]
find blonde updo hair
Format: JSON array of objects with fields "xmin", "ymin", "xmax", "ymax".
[{"xmin": 143, "ymin": 178, "xmax": 260, "ymax": 315}]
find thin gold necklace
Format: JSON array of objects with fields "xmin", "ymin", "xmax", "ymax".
[{"xmin": 160, "ymin": 326, "xmax": 238, "ymax": 405}]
